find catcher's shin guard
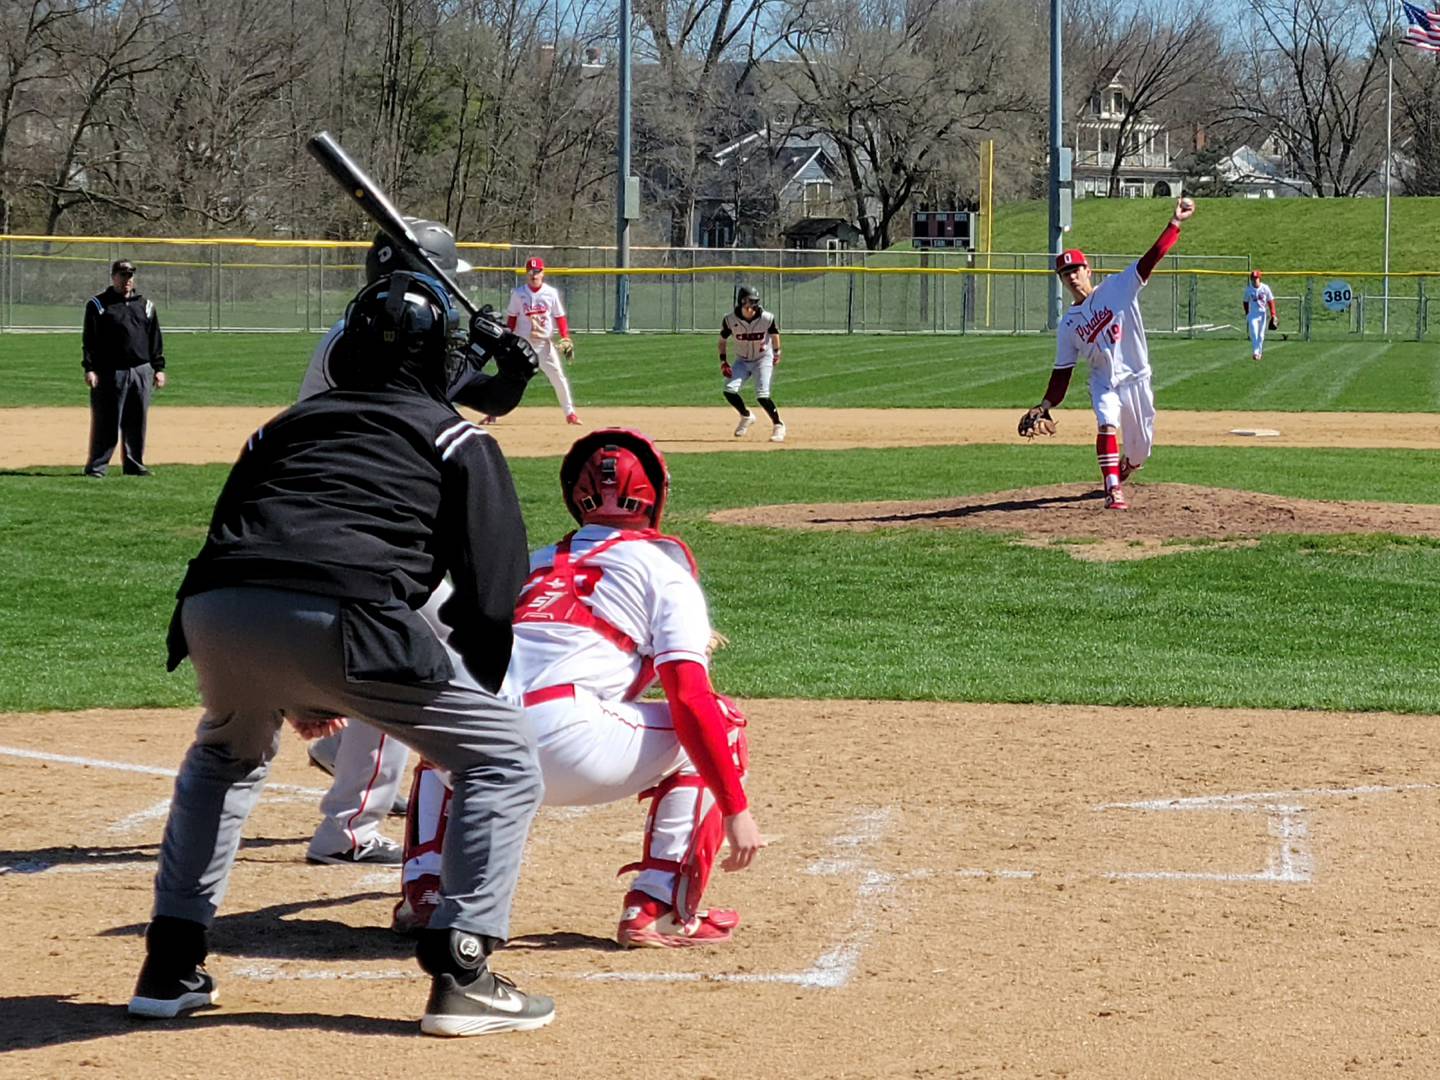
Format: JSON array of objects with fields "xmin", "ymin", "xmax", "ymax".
[
  {"xmin": 400, "ymin": 763, "xmax": 450, "ymax": 883},
  {"xmin": 619, "ymin": 773, "xmax": 724, "ymax": 925}
]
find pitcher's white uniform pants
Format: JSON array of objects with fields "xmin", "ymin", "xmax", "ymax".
[
  {"xmin": 533, "ymin": 339, "xmax": 575, "ymax": 416},
  {"xmin": 307, "ymin": 724, "xmax": 410, "ymax": 858},
  {"xmin": 1091, "ymin": 373, "xmax": 1155, "ymax": 468}
]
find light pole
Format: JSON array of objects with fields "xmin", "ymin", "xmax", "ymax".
[
  {"xmin": 614, "ymin": 0, "xmax": 632, "ymax": 332},
  {"xmin": 1049, "ymin": 0, "xmax": 1064, "ymax": 328}
]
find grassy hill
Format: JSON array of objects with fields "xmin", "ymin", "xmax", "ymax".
[{"xmin": 987, "ymin": 197, "xmax": 1440, "ymax": 273}]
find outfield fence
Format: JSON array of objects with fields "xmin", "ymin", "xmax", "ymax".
[{"xmin": 0, "ymin": 234, "xmax": 1433, "ymax": 341}]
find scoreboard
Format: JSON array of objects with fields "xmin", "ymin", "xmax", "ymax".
[{"xmin": 911, "ymin": 210, "xmax": 977, "ymax": 250}]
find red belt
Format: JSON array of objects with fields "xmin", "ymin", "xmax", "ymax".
[{"xmin": 523, "ymin": 684, "xmax": 577, "ymax": 707}]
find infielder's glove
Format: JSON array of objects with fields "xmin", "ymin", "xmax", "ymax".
[
  {"xmin": 1017, "ymin": 405, "xmax": 1057, "ymax": 439},
  {"xmin": 1268, "ymin": 316, "xmax": 1278, "ymax": 331},
  {"xmin": 558, "ymin": 337, "xmax": 575, "ymax": 361}
]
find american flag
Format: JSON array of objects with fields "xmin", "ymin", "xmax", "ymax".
[{"xmin": 1402, "ymin": 0, "xmax": 1440, "ymax": 52}]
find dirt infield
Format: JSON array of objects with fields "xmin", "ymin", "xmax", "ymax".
[
  {"xmin": 4, "ymin": 405, "xmax": 1440, "ymax": 468},
  {"xmin": 4, "ymin": 703, "xmax": 1439, "ymax": 1077}
]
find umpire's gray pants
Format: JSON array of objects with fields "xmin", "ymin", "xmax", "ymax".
[
  {"xmin": 153, "ymin": 586, "xmax": 542, "ymax": 940},
  {"xmin": 87, "ymin": 364, "xmax": 152, "ymax": 475}
]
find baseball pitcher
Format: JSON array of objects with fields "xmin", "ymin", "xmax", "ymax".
[
  {"xmin": 394, "ymin": 429, "xmax": 764, "ymax": 947},
  {"xmin": 1243, "ymin": 269, "xmax": 1277, "ymax": 362},
  {"xmin": 1018, "ymin": 195, "xmax": 1195, "ymax": 510}
]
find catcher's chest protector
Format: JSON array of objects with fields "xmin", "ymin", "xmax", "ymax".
[{"xmin": 514, "ymin": 534, "xmax": 641, "ymax": 654}]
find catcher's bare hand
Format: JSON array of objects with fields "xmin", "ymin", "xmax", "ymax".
[
  {"xmin": 1017, "ymin": 405, "xmax": 1057, "ymax": 439},
  {"xmin": 721, "ymin": 808, "xmax": 765, "ymax": 871},
  {"xmin": 558, "ymin": 336, "xmax": 574, "ymax": 360}
]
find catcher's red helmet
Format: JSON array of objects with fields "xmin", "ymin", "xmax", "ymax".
[{"xmin": 560, "ymin": 428, "xmax": 669, "ymax": 529}]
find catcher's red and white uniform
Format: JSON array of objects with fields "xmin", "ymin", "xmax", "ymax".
[
  {"xmin": 1055, "ymin": 262, "xmax": 1156, "ymax": 468},
  {"xmin": 506, "ymin": 280, "xmax": 575, "ymax": 416},
  {"xmin": 401, "ymin": 524, "xmax": 747, "ymax": 935}
]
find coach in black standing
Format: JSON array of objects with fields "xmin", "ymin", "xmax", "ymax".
[{"xmin": 83, "ymin": 258, "xmax": 166, "ymax": 477}]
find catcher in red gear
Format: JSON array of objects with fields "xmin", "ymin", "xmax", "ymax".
[{"xmin": 395, "ymin": 429, "xmax": 763, "ymax": 947}]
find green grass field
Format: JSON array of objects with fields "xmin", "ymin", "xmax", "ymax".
[
  {"xmin": 5, "ymin": 331, "xmax": 1439, "ymax": 412},
  {"xmin": 4, "ymin": 444, "xmax": 1439, "ymax": 715}
]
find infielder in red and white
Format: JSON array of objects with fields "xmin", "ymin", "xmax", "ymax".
[
  {"xmin": 506, "ymin": 256, "xmax": 580, "ymax": 425},
  {"xmin": 1023, "ymin": 196, "xmax": 1195, "ymax": 510},
  {"xmin": 395, "ymin": 428, "xmax": 763, "ymax": 947},
  {"xmin": 1243, "ymin": 269, "xmax": 1277, "ymax": 362}
]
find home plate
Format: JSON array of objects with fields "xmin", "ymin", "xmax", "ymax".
[{"xmin": 1229, "ymin": 428, "xmax": 1281, "ymax": 437}]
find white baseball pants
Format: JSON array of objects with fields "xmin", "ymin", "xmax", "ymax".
[
  {"xmin": 1247, "ymin": 310, "xmax": 1268, "ymax": 355},
  {"xmin": 1090, "ymin": 373, "xmax": 1155, "ymax": 468},
  {"xmin": 532, "ymin": 338, "xmax": 575, "ymax": 415},
  {"xmin": 723, "ymin": 355, "xmax": 775, "ymax": 398}
]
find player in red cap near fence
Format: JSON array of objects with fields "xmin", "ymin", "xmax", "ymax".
[
  {"xmin": 1017, "ymin": 196, "xmax": 1196, "ymax": 510},
  {"xmin": 504, "ymin": 257, "xmax": 580, "ymax": 425},
  {"xmin": 1243, "ymin": 269, "xmax": 1278, "ymax": 362}
]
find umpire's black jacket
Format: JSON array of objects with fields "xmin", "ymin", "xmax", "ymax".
[{"xmin": 166, "ymin": 359, "xmax": 527, "ymax": 694}]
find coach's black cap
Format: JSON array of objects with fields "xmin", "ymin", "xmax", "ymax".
[{"xmin": 111, "ymin": 259, "xmax": 136, "ymax": 276}]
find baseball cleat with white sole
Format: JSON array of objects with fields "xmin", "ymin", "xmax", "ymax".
[
  {"xmin": 733, "ymin": 413, "xmax": 756, "ymax": 438},
  {"xmin": 128, "ymin": 963, "xmax": 219, "ymax": 1018},
  {"xmin": 616, "ymin": 889, "xmax": 739, "ymax": 948},
  {"xmin": 420, "ymin": 970, "xmax": 555, "ymax": 1036},
  {"xmin": 769, "ymin": 422, "xmax": 787, "ymax": 443}
]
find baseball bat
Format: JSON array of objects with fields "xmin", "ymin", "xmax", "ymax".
[{"xmin": 306, "ymin": 131, "xmax": 480, "ymax": 318}]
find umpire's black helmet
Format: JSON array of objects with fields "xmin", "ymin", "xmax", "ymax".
[
  {"xmin": 364, "ymin": 218, "xmax": 473, "ymax": 284},
  {"xmin": 333, "ymin": 272, "xmax": 461, "ymax": 392}
]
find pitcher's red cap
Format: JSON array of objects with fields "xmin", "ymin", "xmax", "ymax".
[
  {"xmin": 1055, "ymin": 249, "xmax": 1088, "ymax": 273},
  {"xmin": 525, "ymin": 256, "xmax": 545, "ymax": 273}
]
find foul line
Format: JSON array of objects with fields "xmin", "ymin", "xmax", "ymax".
[{"xmin": 0, "ymin": 744, "xmax": 328, "ymax": 796}]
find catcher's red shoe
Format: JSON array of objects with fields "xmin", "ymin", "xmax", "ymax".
[
  {"xmin": 1118, "ymin": 457, "xmax": 1141, "ymax": 483},
  {"xmin": 1104, "ymin": 486, "xmax": 1129, "ymax": 511},
  {"xmin": 392, "ymin": 874, "xmax": 441, "ymax": 934},
  {"xmin": 616, "ymin": 889, "xmax": 739, "ymax": 949}
]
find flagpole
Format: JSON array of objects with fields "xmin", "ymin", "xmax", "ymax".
[{"xmin": 1384, "ymin": 0, "xmax": 1395, "ymax": 335}]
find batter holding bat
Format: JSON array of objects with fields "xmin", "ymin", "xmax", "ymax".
[{"xmin": 1018, "ymin": 195, "xmax": 1196, "ymax": 510}]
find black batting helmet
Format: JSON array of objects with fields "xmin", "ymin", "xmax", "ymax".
[
  {"xmin": 364, "ymin": 218, "xmax": 473, "ymax": 284},
  {"xmin": 333, "ymin": 272, "xmax": 461, "ymax": 390},
  {"xmin": 734, "ymin": 285, "xmax": 760, "ymax": 315}
]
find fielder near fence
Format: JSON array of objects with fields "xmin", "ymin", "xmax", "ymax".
[{"xmin": 0, "ymin": 235, "xmax": 1430, "ymax": 340}]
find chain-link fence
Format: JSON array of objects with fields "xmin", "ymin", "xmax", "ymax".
[{"xmin": 0, "ymin": 234, "xmax": 1431, "ymax": 340}]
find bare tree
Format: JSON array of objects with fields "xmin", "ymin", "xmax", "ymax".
[
  {"xmin": 1066, "ymin": 0, "xmax": 1226, "ymax": 196},
  {"xmin": 1229, "ymin": 0, "xmax": 1389, "ymax": 197},
  {"xmin": 780, "ymin": 0, "xmax": 1029, "ymax": 250}
]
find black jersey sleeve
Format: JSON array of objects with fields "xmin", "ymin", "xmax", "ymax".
[{"xmin": 434, "ymin": 425, "xmax": 529, "ymax": 691}]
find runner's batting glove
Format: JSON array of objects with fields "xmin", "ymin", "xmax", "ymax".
[{"xmin": 720, "ymin": 360, "xmax": 732, "ymax": 378}]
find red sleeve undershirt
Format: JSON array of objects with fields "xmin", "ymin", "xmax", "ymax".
[
  {"xmin": 658, "ymin": 660, "xmax": 747, "ymax": 816},
  {"xmin": 1137, "ymin": 222, "xmax": 1180, "ymax": 283},
  {"xmin": 556, "ymin": 315, "xmax": 570, "ymax": 338},
  {"xmin": 505, "ymin": 315, "xmax": 517, "ymax": 331}
]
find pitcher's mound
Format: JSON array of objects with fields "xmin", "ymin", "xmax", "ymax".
[{"xmin": 709, "ymin": 483, "xmax": 1440, "ymax": 561}]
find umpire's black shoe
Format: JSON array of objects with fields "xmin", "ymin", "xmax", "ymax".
[
  {"xmin": 128, "ymin": 959, "xmax": 219, "ymax": 1018},
  {"xmin": 420, "ymin": 970, "xmax": 555, "ymax": 1036}
]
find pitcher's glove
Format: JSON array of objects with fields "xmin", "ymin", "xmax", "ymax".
[
  {"xmin": 558, "ymin": 336, "xmax": 575, "ymax": 361},
  {"xmin": 1017, "ymin": 405, "xmax": 1057, "ymax": 439},
  {"xmin": 1268, "ymin": 316, "xmax": 1278, "ymax": 331}
]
